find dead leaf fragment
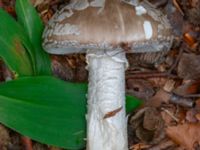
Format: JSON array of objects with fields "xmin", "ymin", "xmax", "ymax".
[
  {"xmin": 103, "ymin": 106, "xmax": 123, "ymax": 119},
  {"xmin": 0, "ymin": 124, "xmax": 10, "ymax": 149},
  {"xmin": 126, "ymin": 79, "xmax": 155, "ymax": 101},
  {"xmin": 147, "ymin": 89, "xmax": 171, "ymax": 107},
  {"xmin": 166, "ymin": 123, "xmax": 200, "ymax": 150},
  {"xmin": 130, "ymin": 143, "xmax": 150, "ymax": 150},
  {"xmin": 178, "ymin": 53, "xmax": 200, "ymax": 80},
  {"xmin": 130, "ymin": 107, "xmax": 165, "ymax": 144}
]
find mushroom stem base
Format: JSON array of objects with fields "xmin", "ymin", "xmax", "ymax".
[{"xmin": 86, "ymin": 50, "xmax": 128, "ymax": 150}]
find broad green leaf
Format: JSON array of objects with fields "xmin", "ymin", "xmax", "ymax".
[
  {"xmin": 0, "ymin": 76, "xmax": 87, "ymax": 149},
  {"xmin": 126, "ymin": 95, "xmax": 142, "ymax": 114},
  {"xmin": 16, "ymin": 0, "xmax": 51, "ymax": 75},
  {"xmin": 0, "ymin": 9, "xmax": 34, "ymax": 76},
  {"xmin": 0, "ymin": 76, "xmax": 141, "ymax": 149}
]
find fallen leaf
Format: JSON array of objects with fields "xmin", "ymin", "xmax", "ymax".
[
  {"xmin": 148, "ymin": 139, "xmax": 175, "ymax": 150},
  {"xmin": 178, "ymin": 53, "xmax": 200, "ymax": 80},
  {"xmin": 147, "ymin": 89, "xmax": 171, "ymax": 107},
  {"xmin": 126, "ymin": 79, "xmax": 155, "ymax": 101},
  {"xmin": 186, "ymin": 109, "xmax": 198, "ymax": 123},
  {"xmin": 0, "ymin": 124, "xmax": 10, "ymax": 149},
  {"xmin": 130, "ymin": 143, "xmax": 150, "ymax": 150},
  {"xmin": 130, "ymin": 107, "xmax": 165, "ymax": 144},
  {"xmin": 166, "ymin": 123, "xmax": 200, "ymax": 150},
  {"xmin": 174, "ymin": 80, "xmax": 200, "ymax": 96}
]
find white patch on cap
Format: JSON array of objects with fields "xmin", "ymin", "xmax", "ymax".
[
  {"xmin": 135, "ymin": 5, "xmax": 147, "ymax": 16},
  {"xmin": 143, "ymin": 21, "xmax": 153, "ymax": 39}
]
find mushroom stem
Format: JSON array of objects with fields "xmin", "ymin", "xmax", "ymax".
[{"xmin": 86, "ymin": 50, "xmax": 128, "ymax": 150}]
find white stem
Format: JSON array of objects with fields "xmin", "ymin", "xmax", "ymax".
[{"xmin": 86, "ymin": 50, "xmax": 128, "ymax": 150}]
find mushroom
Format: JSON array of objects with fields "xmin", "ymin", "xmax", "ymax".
[{"xmin": 42, "ymin": 0, "xmax": 173, "ymax": 149}]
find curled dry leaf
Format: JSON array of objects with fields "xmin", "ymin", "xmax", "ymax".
[
  {"xmin": 130, "ymin": 107, "xmax": 165, "ymax": 144},
  {"xmin": 178, "ymin": 53, "xmax": 200, "ymax": 80},
  {"xmin": 166, "ymin": 123, "xmax": 200, "ymax": 150}
]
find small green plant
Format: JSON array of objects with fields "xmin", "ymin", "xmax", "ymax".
[{"xmin": 0, "ymin": 0, "xmax": 142, "ymax": 149}]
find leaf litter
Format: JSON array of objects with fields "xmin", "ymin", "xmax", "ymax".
[{"xmin": 0, "ymin": 0, "xmax": 200, "ymax": 150}]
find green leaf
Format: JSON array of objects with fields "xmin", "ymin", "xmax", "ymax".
[
  {"xmin": 15, "ymin": 0, "xmax": 51, "ymax": 75},
  {"xmin": 126, "ymin": 95, "xmax": 142, "ymax": 114},
  {"xmin": 0, "ymin": 76, "xmax": 141, "ymax": 149},
  {"xmin": 0, "ymin": 9, "xmax": 34, "ymax": 76},
  {"xmin": 0, "ymin": 76, "xmax": 87, "ymax": 149}
]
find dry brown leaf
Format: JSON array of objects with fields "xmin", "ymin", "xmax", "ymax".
[
  {"xmin": 186, "ymin": 109, "xmax": 198, "ymax": 123},
  {"xmin": 148, "ymin": 77, "xmax": 168, "ymax": 88},
  {"xmin": 126, "ymin": 79, "xmax": 155, "ymax": 101},
  {"xmin": 166, "ymin": 123, "xmax": 200, "ymax": 150},
  {"xmin": 0, "ymin": 124, "xmax": 10, "ymax": 149},
  {"xmin": 130, "ymin": 107, "xmax": 165, "ymax": 144},
  {"xmin": 174, "ymin": 80, "xmax": 200, "ymax": 96},
  {"xmin": 178, "ymin": 53, "xmax": 200, "ymax": 80},
  {"xmin": 148, "ymin": 139, "xmax": 175, "ymax": 150},
  {"xmin": 147, "ymin": 89, "xmax": 171, "ymax": 107},
  {"xmin": 161, "ymin": 106, "xmax": 181, "ymax": 125},
  {"xmin": 129, "ymin": 143, "xmax": 150, "ymax": 150},
  {"xmin": 51, "ymin": 55, "xmax": 74, "ymax": 81}
]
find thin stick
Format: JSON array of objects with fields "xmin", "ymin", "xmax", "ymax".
[
  {"xmin": 161, "ymin": 107, "xmax": 179, "ymax": 122},
  {"xmin": 173, "ymin": 0, "xmax": 184, "ymax": 16}
]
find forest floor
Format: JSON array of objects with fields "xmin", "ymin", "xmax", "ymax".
[{"xmin": 0, "ymin": 0, "xmax": 200, "ymax": 150}]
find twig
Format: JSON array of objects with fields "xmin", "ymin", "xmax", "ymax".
[
  {"xmin": 148, "ymin": 140, "xmax": 175, "ymax": 150},
  {"xmin": 126, "ymin": 72, "xmax": 177, "ymax": 79},
  {"xmin": 161, "ymin": 107, "xmax": 179, "ymax": 122},
  {"xmin": 178, "ymin": 94, "xmax": 200, "ymax": 98},
  {"xmin": 172, "ymin": 0, "xmax": 184, "ymax": 16},
  {"xmin": 167, "ymin": 47, "xmax": 183, "ymax": 74}
]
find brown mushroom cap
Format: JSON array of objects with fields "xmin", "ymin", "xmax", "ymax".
[{"xmin": 42, "ymin": 0, "xmax": 173, "ymax": 54}]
